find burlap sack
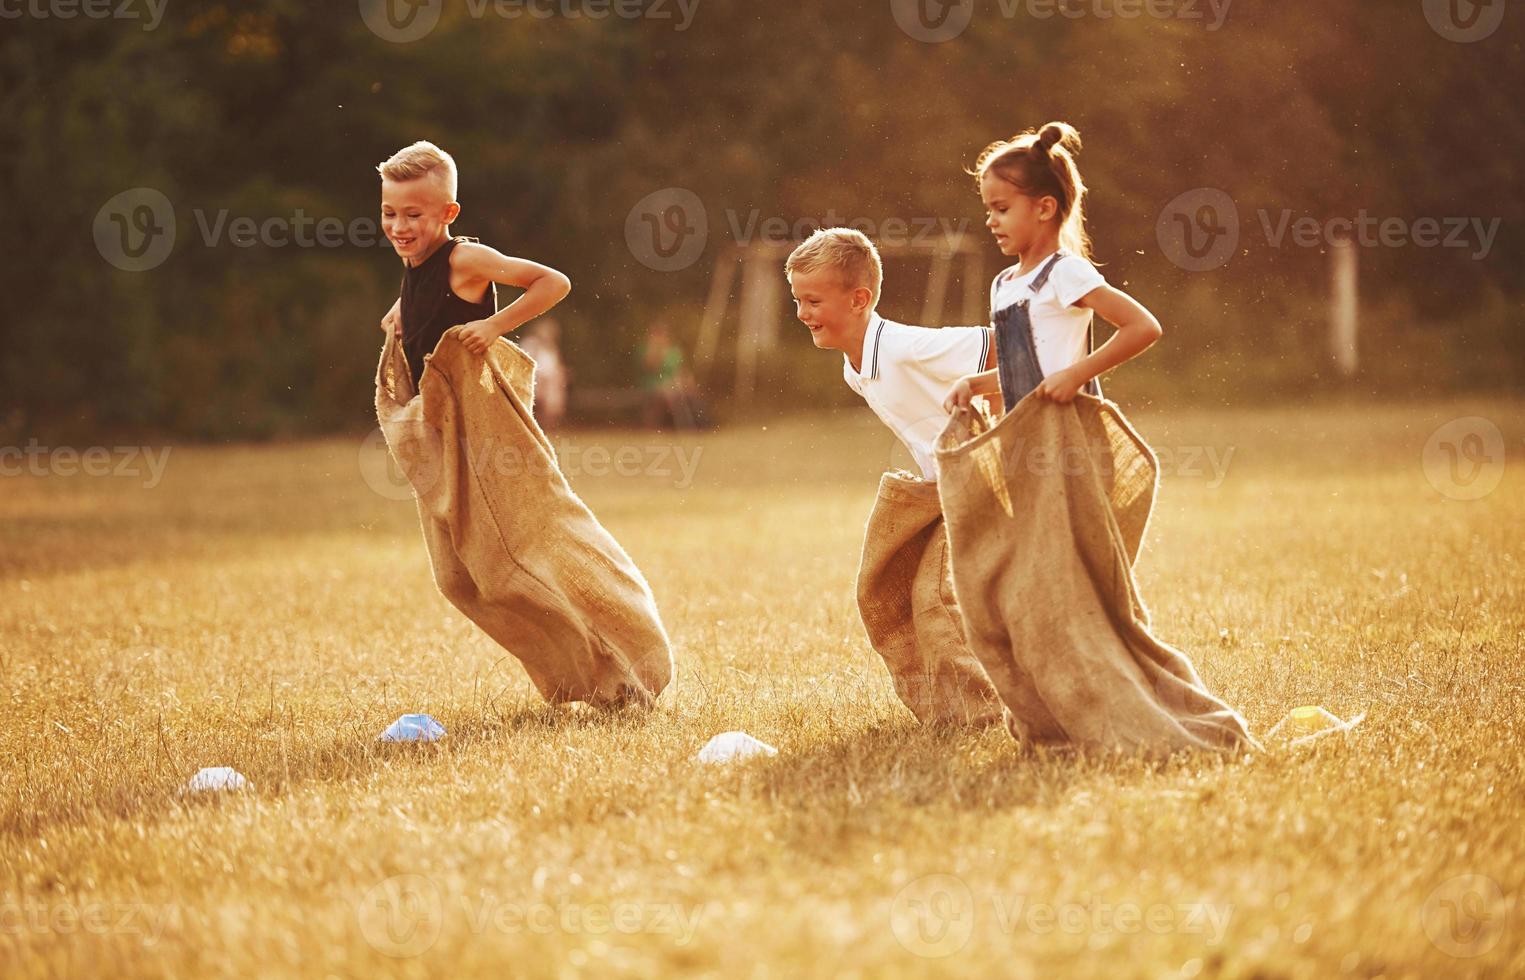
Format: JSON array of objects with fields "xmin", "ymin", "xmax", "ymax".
[
  {"xmin": 934, "ymin": 395, "xmax": 1258, "ymax": 755},
  {"xmin": 855, "ymin": 472, "xmax": 1005, "ymax": 726},
  {"xmin": 375, "ymin": 326, "xmax": 674, "ymax": 707}
]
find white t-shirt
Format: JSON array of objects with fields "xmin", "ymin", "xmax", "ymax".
[
  {"xmin": 990, "ymin": 252, "xmax": 1107, "ymax": 379},
  {"xmin": 843, "ymin": 314, "xmax": 993, "ymax": 480}
]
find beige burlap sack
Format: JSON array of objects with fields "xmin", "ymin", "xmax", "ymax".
[
  {"xmin": 855, "ymin": 472, "xmax": 1005, "ymax": 726},
  {"xmin": 934, "ymin": 395, "xmax": 1258, "ymax": 755},
  {"xmin": 375, "ymin": 326, "xmax": 674, "ymax": 707}
]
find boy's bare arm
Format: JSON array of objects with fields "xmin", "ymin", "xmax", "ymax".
[
  {"xmin": 452, "ymin": 242, "xmax": 573, "ymax": 354},
  {"xmin": 943, "ymin": 369, "xmax": 1002, "ymax": 412}
]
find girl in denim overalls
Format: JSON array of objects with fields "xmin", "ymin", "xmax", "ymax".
[
  {"xmin": 944, "ymin": 121, "xmax": 1164, "ymax": 414},
  {"xmin": 937, "ymin": 123, "xmax": 1261, "ymax": 756}
]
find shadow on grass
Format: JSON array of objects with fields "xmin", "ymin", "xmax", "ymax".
[{"xmin": 715, "ymin": 720, "xmax": 1244, "ymax": 839}]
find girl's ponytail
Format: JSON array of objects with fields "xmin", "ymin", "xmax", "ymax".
[{"xmin": 1036, "ymin": 121, "xmax": 1081, "ymax": 156}]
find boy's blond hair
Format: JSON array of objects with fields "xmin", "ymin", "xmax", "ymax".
[
  {"xmin": 376, "ymin": 140, "xmax": 458, "ymax": 201},
  {"xmin": 784, "ymin": 228, "xmax": 883, "ymax": 304}
]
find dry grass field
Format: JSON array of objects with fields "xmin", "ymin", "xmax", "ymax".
[{"xmin": 1, "ymin": 397, "xmax": 1521, "ymax": 978}]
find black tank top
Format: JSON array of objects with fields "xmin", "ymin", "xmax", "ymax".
[{"xmin": 399, "ymin": 235, "xmax": 499, "ymax": 388}]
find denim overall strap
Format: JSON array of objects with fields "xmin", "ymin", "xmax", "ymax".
[{"xmin": 992, "ymin": 252, "xmax": 1102, "ymax": 412}]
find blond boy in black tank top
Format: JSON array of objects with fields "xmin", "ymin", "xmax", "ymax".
[{"xmin": 376, "ymin": 141, "xmax": 570, "ymax": 389}]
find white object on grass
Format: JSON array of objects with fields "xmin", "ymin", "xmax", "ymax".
[
  {"xmin": 697, "ymin": 731, "xmax": 778, "ymax": 764},
  {"xmin": 1265, "ymin": 705, "xmax": 1366, "ymax": 747},
  {"xmin": 379, "ymin": 713, "xmax": 446, "ymax": 743},
  {"xmin": 184, "ymin": 767, "xmax": 251, "ymax": 793}
]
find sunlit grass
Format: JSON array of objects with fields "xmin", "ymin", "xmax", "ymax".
[{"xmin": 2, "ymin": 398, "xmax": 1521, "ymax": 977}]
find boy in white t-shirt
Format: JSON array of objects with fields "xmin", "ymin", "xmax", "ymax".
[
  {"xmin": 841, "ymin": 313, "xmax": 992, "ymax": 478},
  {"xmin": 785, "ymin": 228, "xmax": 1003, "ymax": 726}
]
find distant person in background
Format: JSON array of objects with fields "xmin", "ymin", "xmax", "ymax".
[
  {"xmin": 519, "ymin": 317, "xmax": 569, "ymax": 431},
  {"xmin": 640, "ymin": 323, "xmax": 707, "ymax": 430}
]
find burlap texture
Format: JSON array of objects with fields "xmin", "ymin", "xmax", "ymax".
[
  {"xmin": 935, "ymin": 394, "xmax": 1258, "ymax": 755},
  {"xmin": 855, "ymin": 472, "xmax": 1005, "ymax": 726},
  {"xmin": 375, "ymin": 326, "xmax": 674, "ymax": 707}
]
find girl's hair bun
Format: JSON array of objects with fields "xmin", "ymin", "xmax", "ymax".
[{"xmin": 1036, "ymin": 121, "xmax": 1082, "ymax": 156}]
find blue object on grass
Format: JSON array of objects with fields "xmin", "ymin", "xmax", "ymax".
[{"xmin": 379, "ymin": 713, "xmax": 446, "ymax": 743}]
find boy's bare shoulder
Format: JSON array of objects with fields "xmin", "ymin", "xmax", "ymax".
[
  {"xmin": 448, "ymin": 238, "xmax": 511, "ymax": 277},
  {"xmin": 449, "ymin": 238, "xmax": 491, "ymax": 262}
]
